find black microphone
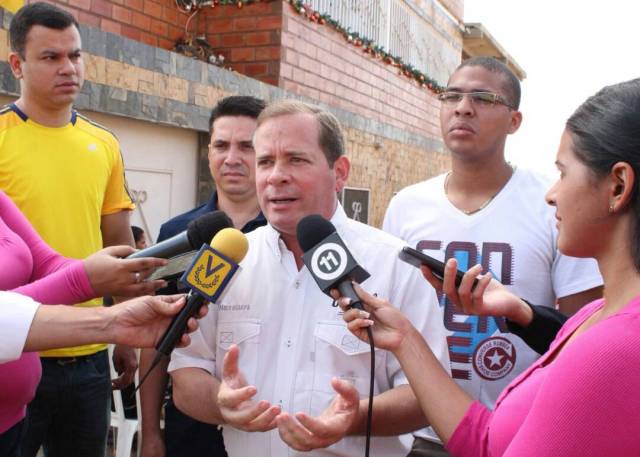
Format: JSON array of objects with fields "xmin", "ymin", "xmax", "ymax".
[
  {"xmin": 297, "ymin": 214, "xmax": 376, "ymax": 457},
  {"xmin": 136, "ymin": 227, "xmax": 249, "ymax": 391},
  {"xmin": 127, "ymin": 211, "xmax": 233, "ymax": 259},
  {"xmin": 297, "ymin": 214, "xmax": 370, "ymax": 309}
]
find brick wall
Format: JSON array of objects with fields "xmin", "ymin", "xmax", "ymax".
[
  {"xmin": 197, "ymin": 1, "xmax": 282, "ymax": 86},
  {"xmin": 31, "ymin": 0, "xmax": 186, "ymax": 48},
  {"xmin": 279, "ymin": 4, "xmax": 444, "ymax": 141},
  {"xmin": 39, "ymin": 0, "xmax": 283, "ymax": 84},
  {"xmin": 345, "ymin": 128, "xmax": 450, "ymax": 226}
]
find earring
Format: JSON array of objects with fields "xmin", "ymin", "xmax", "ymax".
[{"xmin": 609, "ymin": 202, "xmax": 616, "ymax": 213}]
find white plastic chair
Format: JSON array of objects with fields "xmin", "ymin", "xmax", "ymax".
[{"xmin": 108, "ymin": 345, "xmax": 140, "ymax": 457}]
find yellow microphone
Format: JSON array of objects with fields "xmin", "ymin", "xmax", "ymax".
[
  {"xmin": 136, "ymin": 228, "xmax": 248, "ymax": 391},
  {"xmin": 181, "ymin": 228, "xmax": 248, "ymax": 298}
]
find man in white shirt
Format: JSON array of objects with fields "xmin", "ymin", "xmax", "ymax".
[
  {"xmin": 169, "ymin": 100, "xmax": 449, "ymax": 457},
  {"xmin": 383, "ymin": 57, "xmax": 603, "ymax": 456}
]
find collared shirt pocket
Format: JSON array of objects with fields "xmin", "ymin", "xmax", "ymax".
[
  {"xmin": 215, "ymin": 319, "xmax": 261, "ymax": 383},
  {"xmin": 298, "ymin": 321, "xmax": 384, "ymax": 417}
]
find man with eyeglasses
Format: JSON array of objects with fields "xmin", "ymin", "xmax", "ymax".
[{"xmin": 383, "ymin": 56, "xmax": 603, "ymax": 457}]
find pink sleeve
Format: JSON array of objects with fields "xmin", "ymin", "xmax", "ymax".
[
  {"xmin": 501, "ymin": 313, "xmax": 640, "ymax": 456},
  {"xmin": 446, "ymin": 401, "xmax": 493, "ymax": 457},
  {"xmin": 11, "ymin": 261, "xmax": 94, "ymax": 305},
  {"xmin": 0, "ymin": 192, "xmax": 95, "ymax": 304}
]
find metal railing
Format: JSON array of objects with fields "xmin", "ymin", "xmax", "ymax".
[
  {"xmin": 307, "ymin": 0, "xmax": 459, "ymax": 84},
  {"xmin": 310, "ymin": 0, "xmax": 390, "ymax": 45}
]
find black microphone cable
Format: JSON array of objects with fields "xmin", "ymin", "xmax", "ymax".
[
  {"xmin": 336, "ymin": 284, "xmax": 375, "ymax": 457},
  {"xmin": 364, "ymin": 326, "xmax": 374, "ymax": 457},
  {"xmin": 331, "ymin": 294, "xmax": 374, "ymax": 457},
  {"xmin": 298, "ymin": 213, "xmax": 375, "ymax": 457}
]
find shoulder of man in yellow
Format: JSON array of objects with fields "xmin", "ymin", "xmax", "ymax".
[{"xmin": 1, "ymin": 0, "xmax": 24, "ymax": 14}]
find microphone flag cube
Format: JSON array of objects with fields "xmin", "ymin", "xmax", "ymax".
[
  {"xmin": 301, "ymin": 231, "xmax": 370, "ymax": 294},
  {"xmin": 180, "ymin": 244, "xmax": 239, "ymax": 302}
]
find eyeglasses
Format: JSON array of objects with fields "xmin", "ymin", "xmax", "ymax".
[{"xmin": 437, "ymin": 91, "xmax": 515, "ymax": 110}]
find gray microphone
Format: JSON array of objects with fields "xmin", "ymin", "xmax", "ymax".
[{"xmin": 127, "ymin": 211, "xmax": 232, "ymax": 260}]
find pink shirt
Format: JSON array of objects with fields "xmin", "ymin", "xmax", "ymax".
[
  {"xmin": 447, "ymin": 295, "xmax": 640, "ymax": 457},
  {"xmin": 0, "ymin": 191, "xmax": 94, "ymax": 433}
]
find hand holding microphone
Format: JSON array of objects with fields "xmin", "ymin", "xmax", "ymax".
[
  {"xmin": 106, "ymin": 294, "xmax": 207, "ymax": 349},
  {"xmin": 336, "ymin": 283, "xmax": 415, "ymax": 351},
  {"xmin": 85, "ymin": 212, "xmax": 234, "ymax": 300},
  {"xmin": 296, "ymin": 216, "xmax": 423, "ymax": 350},
  {"xmin": 136, "ymin": 226, "xmax": 249, "ymax": 390},
  {"xmin": 83, "ymin": 246, "xmax": 169, "ymax": 297},
  {"xmin": 295, "ymin": 215, "xmax": 373, "ymax": 455}
]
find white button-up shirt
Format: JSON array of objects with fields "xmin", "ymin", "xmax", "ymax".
[
  {"xmin": 170, "ymin": 206, "xmax": 449, "ymax": 457},
  {"xmin": 0, "ymin": 292, "xmax": 40, "ymax": 363}
]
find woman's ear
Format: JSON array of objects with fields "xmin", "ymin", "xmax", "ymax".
[{"xmin": 609, "ymin": 162, "xmax": 635, "ymax": 212}]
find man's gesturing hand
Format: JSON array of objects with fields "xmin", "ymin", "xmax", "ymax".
[
  {"xmin": 217, "ymin": 344, "xmax": 280, "ymax": 432},
  {"xmin": 276, "ymin": 377, "xmax": 360, "ymax": 451}
]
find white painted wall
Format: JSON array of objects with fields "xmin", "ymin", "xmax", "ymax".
[
  {"xmin": 0, "ymin": 95, "xmax": 199, "ymax": 243},
  {"xmin": 87, "ymin": 112, "xmax": 199, "ymax": 243}
]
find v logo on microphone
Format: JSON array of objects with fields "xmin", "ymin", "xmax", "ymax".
[
  {"xmin": 182, "ymin": 245, "xmax": 239, "ymax": 302},
  {"xmin": 206, "ymin": 256, "xmax": 225, "ymax": 277}
]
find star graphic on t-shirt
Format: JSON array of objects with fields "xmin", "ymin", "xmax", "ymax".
[{"xmin": 487, "ymin": 349, "xmax": 504, "ymax": 368}]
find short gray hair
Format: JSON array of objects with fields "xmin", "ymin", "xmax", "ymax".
[{"xmin": 257, "ymin": 100, "xmax": 344, "ymax": 167}]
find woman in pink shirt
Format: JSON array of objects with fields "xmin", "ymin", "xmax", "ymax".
[
  {"xmin": 0, "ymin": 190, "xmax": 167, "ymax": 455},
  {"xmin": 340, "ymin": 79, "xmax": 640, "ymax": 456}
]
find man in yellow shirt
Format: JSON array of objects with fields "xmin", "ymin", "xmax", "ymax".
[{"xmin": 0, "ymin": 4, "xmax": 138, "ymax": 456}]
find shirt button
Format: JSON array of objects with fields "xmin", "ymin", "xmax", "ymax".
[{"xmin": 294, "ymin": 280, "xmax": 300, "ymax": 289}]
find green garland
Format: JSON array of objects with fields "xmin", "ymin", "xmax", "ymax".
[
  {"xmin": 198, "ymin": 0, "xmax": 266, "ymax": 6},
  {"xmin": 177, "ymin": 0, "xmax": 266, "ymax": 10},
  {"xmin": 286, "ymin": 0, "xmax": 445, "ymax": 93},
  {"xmin": 178, "ymin": 0, "xmax": 445, "ymax": 93}
]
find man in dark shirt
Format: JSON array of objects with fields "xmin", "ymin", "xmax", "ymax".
[{"xmin": 139, "ymin": 95, "xmax": 267, "ymax": 457}]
